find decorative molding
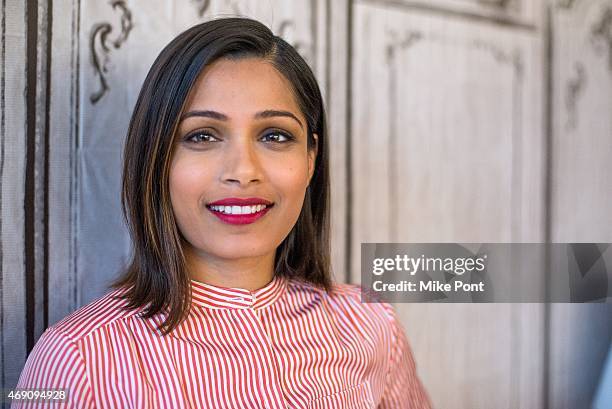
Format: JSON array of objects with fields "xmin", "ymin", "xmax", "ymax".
[
  {"xmin": 385, "ymin": 29, "xmax": 423, "ymax": 62},
  {"xmin": 382, "ymin": 30, "xmax": 526, "ymax": 242},
  {"xmin": 477, "ymin": 0, "xmax": 515, "ymax": 11},
  {"xmin": 472, "ymin": 40, "xmax": 524, "ymax": 77},
  {"xmin": 384, "ymin": 30, "xmax": 423, "ymax": 241},
  {"xmin": 565, "ymin": 62, "xmax": 586, "ymax": 130},
  {"xmin": 89, "ymin": 0, "xmax": 133, "ymax": 104},
  {"xmin": 557, "ymin": 0, "xmax": 579, "ymax": 10},
  {"xmin": 277, "ymin": 20, "xmax": 313, "ymax": 65},
  {"xmin": 590, "ymin": 6, "xmax": 612, "ymax": 71},
  {"xmin": 193, "ymin": 0, "xmax": 242, "ymax": 17},
  {"xmin": 471, "ymin": 41, "xmax": 524, "ymax": 241},
  {"xmin": 361, "ymin": 0, "xmax": 535, "ymax": 30},
  {"xmin": 192, "ymin": 0, "xmax": 211, "ymax": 17}
]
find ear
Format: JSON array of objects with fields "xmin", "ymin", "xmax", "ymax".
[{"xmin": 308, "ymin": 133, "xmax": 318, "ymax": 185}]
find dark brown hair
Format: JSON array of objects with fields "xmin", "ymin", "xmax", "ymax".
[{"xmin": 110, "ymin": 17, "xmax": 332, "ymax": 335}]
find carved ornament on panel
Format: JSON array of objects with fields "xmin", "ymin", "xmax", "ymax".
[
  {"xmin": 557, "ymin": 1, "xmax": 612, "ymax": 129},
  {"xmin": 89, "ymin": 0, "xmax": 133, "ymax": 104}
]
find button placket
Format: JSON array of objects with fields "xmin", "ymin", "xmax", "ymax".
[{"xmin": 247, "ymin": 304, "xmax": 288, "ymax": 408}]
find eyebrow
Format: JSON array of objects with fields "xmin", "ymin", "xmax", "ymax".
[{"xmin": 179, "ymin": 109, "xmax": 304, "ymax": 130}]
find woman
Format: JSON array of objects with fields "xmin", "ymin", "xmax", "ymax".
[{"xmin": 13, "ymin": 17, "xmax": 431, "ymax": 408}]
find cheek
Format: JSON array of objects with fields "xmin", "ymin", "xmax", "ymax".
[
  {"xmin": 270, "ymin": 161, "xmax": 310, "ymax": 209},
  {"xmin": 169, "ymin": 157, "xmax": 209, "ymax": 214}
]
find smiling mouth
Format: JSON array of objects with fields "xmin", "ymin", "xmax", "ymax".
[
  {"xmin": 206, "ymin": 203, "xmax": 273, "ymax": 215},
  {"xmin": 205, "ymin": 203, "xmax": 274, "ymax": 225}
]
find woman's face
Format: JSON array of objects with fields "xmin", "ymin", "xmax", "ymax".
[{"xmin": 170, "ymin": 57, "xmax": 317, "ymax": 267}]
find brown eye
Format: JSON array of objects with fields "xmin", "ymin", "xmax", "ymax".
[
  {"xmin": 184, "ymin": 131, "xmax": 220, "ymax": 143},
  {"xmin": 260, "ymin": 130, "xmax": 294, "ymax": 143}
]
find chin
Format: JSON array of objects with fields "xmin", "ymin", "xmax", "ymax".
[{"xmin": 207, "ymin": 243, "xmax": 273, "ymax": 261}]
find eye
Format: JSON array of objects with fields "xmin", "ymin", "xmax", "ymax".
[
  {"xmin": 260, "ymin": 130, "xmax": 294, "ymax": 143},
  {"xmin": 184, "ymin": 130, "xmax": 220, "ymax": 144}
]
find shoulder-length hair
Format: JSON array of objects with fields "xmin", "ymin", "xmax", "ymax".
[{"xmin": 110, "ymin": 17, "xmax": 332, "ymax": 335}]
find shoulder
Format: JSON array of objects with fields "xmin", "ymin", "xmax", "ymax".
[
  {"xmin": 16, "ymin": 289, "xmax": 144, "ymax": 393},
  {"xmin": 47, "ymin": 287, "xmax": 142, "ymax": 344},
  {"xmin": 16, "ymin": 288, "xmax": 142, "ymax": 389},
  {"xmin": 15, "ymin": 322, "xmax": 96, "ymax": 402}
]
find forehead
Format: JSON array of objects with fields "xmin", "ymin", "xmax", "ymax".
[{"xmin": 184, "ymin": 57, "xmax": 302, "ymax": 117}]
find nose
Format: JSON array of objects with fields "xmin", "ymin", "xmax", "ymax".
[{"xmin": 220, "ymin": 136, "xmax": 263, "ymax": 186}]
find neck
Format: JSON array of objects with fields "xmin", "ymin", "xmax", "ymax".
[{"xmin": 185, "ymin": 246, "xmax": 276, "ymax": 291}]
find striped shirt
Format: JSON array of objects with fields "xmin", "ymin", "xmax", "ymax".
[{"xmin": 13, "ymin": 274, "xmax": 431, "ymax": 408}]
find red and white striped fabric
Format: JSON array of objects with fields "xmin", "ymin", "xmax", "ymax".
[{"xmin": 13, "ymin": 274, "xmax": 431, "ymax": 408}]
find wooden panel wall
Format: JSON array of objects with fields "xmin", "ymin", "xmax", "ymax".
[
  {"xmin": 351, "ymin": 1, "xmax": 545, "ymax": 407},
  {"xmin": 1, "ymin": 0, "xmax": 29, "ymax": 393},
  {"xmin": 549, "ymin": 1, "xmax": 612, "ymax": 408}
]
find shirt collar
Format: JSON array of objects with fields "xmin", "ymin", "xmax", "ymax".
[{"xmin": 189, "ymin": 274, "xmax": 288, "ymax": 310}]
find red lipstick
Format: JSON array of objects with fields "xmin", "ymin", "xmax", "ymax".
[
  {"xmin": 208, "ymin": 197, "xmax": 273, "ymax": 206},
  {"xmin": 206, "ymin": 197, "xmax": 274, "ymax": 225}
]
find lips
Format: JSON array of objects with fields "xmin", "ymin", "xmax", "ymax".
[
  {"xmin": 206, "ymin": 197, "xmax": 274, "ymax": 225},
  {"xmin": 207, "ymin": 197, "xmax": 273, "ymax": 206}
]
